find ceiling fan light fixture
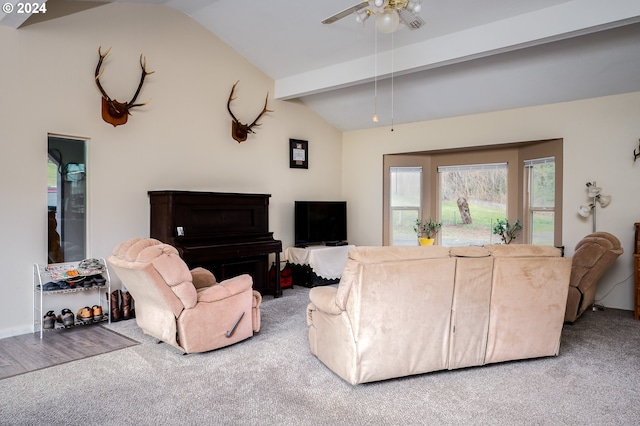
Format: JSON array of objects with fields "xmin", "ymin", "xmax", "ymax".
[
  {"xmin": 355, "ymin": 10, "xmax": 370, "ymax": 26},
  {"xmin": 376, "ymin": 9, "xmax": 400, "ymax": 34}
]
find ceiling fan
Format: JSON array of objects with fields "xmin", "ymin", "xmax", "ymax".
[{"xmin": 322, "ymin": 0, "xmax": 424, "ymax": 33}]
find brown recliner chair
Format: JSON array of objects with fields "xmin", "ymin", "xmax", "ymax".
[
  {"xmin": 565, "ymin": 232, "xmax": 623, "ymax": 323},
  {"xmin": 107, "ymin": 238, "xmax": 261, "ymax": 353}
]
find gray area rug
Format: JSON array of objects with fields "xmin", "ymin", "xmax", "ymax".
[
  {"xmin": 0, "ymin": 286, "xmax": 638, "ymax": 425},
  {"xmin": 0, "ymin": 324, "xmax": 138, "ymax": 380}
]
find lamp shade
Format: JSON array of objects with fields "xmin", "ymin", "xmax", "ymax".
[
  {"xmin": 376, "ymin": 9, "xmax": 400, "ymax": 33},
  {"xmin": 587, "ymin": 186, "xmax": 602, "ymax": 197},
  {"xmin": 578, "ymin": 205, "xmax": 593, "ymax": 218},
  {"xmin": 598, "ymin": 194, "xmax": 611, "ymax": 207}
]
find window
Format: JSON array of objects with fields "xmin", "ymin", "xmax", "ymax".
[
  {"xmin": 390, "ymin": 167, "xmax": 422, "ymax": 245},
  {"xmin": 383, "ymin": 139, "xmax": 563, "ymax": 247},
  {"xmin": 438, "ymin": 163, "xmax": 507, "ymax": 246},
  {"xmin": 525, "ymin": 157, "xmax": 555, "ymax": 245}
]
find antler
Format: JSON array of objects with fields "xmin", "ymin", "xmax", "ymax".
[
  {"xmin": 128, "ymin": 54, "xmax": 155, "ymax": 109},
  {"xmin": 95, "ymin": 46, "xmax": 112, "ymax": 102},
  {"xmin": 94, "ymin": 46, "xmax": 154, "ymax": 125},
  {"xmin": 246, "ymin": 92, "xmax": 273, "ymax": 133},
  {"xmin": 227, "ymin": 80, "xmax": 241, "ymax": 125},
  {"xmin": 226, "ymin": 80, "xmax": 273, "ymax": 142}
]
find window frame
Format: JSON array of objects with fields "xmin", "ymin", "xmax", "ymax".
[{"xmin": 383, "ymin": 139, "xmax": 563, "ymax": 247}]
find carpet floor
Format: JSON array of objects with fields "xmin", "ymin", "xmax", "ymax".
[{"xmin": 0, "ymin": 286, "xmax": 638, "ymax": 425}]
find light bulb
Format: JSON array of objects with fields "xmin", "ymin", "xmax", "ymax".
[
  {"xmin": 355, "ymin": 10, "xmax": 370, "ymax": 25},
  {"xmin": 373, "ymin": 0, "xmax": 384, "ymax": 7},
  {"xmin": 376, "ymin": 9, "xmax": 399, "ymax": 33},
  {"xmin": 372, "ymin": 114, "xmax": 379, "ymax": 122}
]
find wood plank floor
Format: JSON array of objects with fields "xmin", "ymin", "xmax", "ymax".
[{"xmin": 0, "ymin": 325, "xmax": 138, "ymax": 380}]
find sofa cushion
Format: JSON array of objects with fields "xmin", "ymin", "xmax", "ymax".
[
  {"xmin": 484, "ymin": 244, "xmax": 562, "ymax": 258},
  {"xmin": 197, "ymin": 274, "xmax": 252, "ymax": 303},
  {"xmin": 122, "ymin": 238, "xmax": 164, "ymax": 261},
  {"xmin": 348, "ymin": 246, "xmax": 450, "ymax": 263},
  {"xmin": 450, "ymin": 246, "xmax": 490, "ymax": 258}
]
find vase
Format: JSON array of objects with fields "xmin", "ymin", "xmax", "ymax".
[{"xmin": 418, "ymin": 238, "xmax": 434, "ymax": 246}]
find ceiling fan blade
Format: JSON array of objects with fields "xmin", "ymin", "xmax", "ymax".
[
  {"xmin": 322, "ymin": 1, "xmax": 369, "ymax": 25},
  {"xmin": 398, "ymin": 8, "xmax": 425, "ymax": 30}
]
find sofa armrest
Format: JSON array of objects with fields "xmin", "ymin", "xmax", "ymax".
[
  {"xmin": 191, "ymin": 267, "xmax": 217, "ymax": 290},
  {"xmin": 252, "ymin": 290, "xmax": 262, "ymax": 332},
  {"xmin": 309, "ymin": 286, "xmax": 342, "ymax": 315},
  {"xmin": 197, "ymin": 274, "xmax": 253, "ymax": 303}
]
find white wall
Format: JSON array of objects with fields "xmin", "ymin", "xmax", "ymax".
[
  {"xmin": 0, "ymin": 4, "xmax": 342, "ymax": 337},
  {"xmin": 343, "ymin": 92, "xmax": 640, "ymax": 312}
]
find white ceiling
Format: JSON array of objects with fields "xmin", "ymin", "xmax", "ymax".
[{"xmin": 3, "ymin": 0, "xmax": 640, "ymax": 131}]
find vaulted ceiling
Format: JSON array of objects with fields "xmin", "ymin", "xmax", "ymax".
[{"xmin": 3, "ymin": 0, "xmax": 640, "ymax": 131}]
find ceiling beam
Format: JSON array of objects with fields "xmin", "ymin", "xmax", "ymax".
[{"xmin": 274, "ymin": 0, "xmax": 640, "ymax": 100}]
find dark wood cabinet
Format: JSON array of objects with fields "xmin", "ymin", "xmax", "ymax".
[{"xmin": 148, "ymin": 191, "xmax": 283, "ymax": 297}]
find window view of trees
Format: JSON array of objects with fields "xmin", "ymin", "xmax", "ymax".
[
  {"xmin": 439, "ymin": 164, "xmax": 507, "ymax": 246},
  {"xmin": 527, "ymin": 159, "xmax": 555, "ymax": 245},
  {"xmin": 384, "ymin": 140, "xmax": 561, "ymax": 248},
  {"xmin": 390, "ymin": 167, "xmax": 422, "ymax": 245}
]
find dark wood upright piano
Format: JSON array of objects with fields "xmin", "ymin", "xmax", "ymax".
[{"xmin": 148, "ymin": 191, "xmax": 283, "ymax": 297}]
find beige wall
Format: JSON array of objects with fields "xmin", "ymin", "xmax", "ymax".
[
  {"xmin": 0, "ymin": 4, "xmax": 342, "ymax": 337},
  {"xmin": 343, "ymin": 92, "xmax": 640, "ymax": 311}
]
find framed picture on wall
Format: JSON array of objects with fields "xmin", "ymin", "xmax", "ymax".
[{"xmin": 290, "ymin": 139, "xmax": 308, "ymax": 169}]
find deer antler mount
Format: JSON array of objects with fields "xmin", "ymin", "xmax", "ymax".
[
  {"xmin": 227, "ymin": 81, "xmax": 273, "ymax": 143},
  {"xmin": 95, "ymin": 46, "xmax": 154, "ymax": 127}
]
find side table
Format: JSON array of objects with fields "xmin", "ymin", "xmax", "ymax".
[{"xmin": 285, "ymin": 245, "xmax": 355, "ymax": 287}]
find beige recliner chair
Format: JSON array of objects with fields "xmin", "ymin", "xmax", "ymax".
[
  {"xmin": 565, "ymin": 232, "xmax": 623, "ymax": 323},
  {"xmin": 107, "ymin": 238, "xmax": 261, "ymax": 354}
]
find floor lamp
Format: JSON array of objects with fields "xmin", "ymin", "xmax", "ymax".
[{"xmin": 577, "ymin": 182, "xmax": 611, "ymax": 232}]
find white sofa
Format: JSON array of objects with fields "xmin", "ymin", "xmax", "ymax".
[{"xmin": 306, "ymin": 245, "xmax": 572, "ymax": 384}]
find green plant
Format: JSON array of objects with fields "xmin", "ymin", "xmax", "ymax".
[
  {"xmin": 414, "ymin": 218, "xmax": 442, "ymax": 239},
  {"xmin": 492, "ymin": 218, "xmax": 522, "ymax": 244}
]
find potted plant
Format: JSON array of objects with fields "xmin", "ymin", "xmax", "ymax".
[
  {"xmin": 492, "ymin": 218, "xmax": 522, "ymax": 244},
  {"xmin": 414, "ymin": 218, "xmax": 442, "ymax": 246}
]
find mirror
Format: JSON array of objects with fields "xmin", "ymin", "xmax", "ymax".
[{"xmin": 48, "ymin": 135, "xmax": 87, "ymax": 264}]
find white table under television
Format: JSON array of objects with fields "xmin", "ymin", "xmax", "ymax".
[{"xmin": 285, "ymin": 244, "xmax": 355, "ymax": 287}]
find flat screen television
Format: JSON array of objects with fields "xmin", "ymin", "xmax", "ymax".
[{"xmin": 295, "ymin": 201, "xmax": 347, "ymax": 247}]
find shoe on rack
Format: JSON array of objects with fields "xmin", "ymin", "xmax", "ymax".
[
  {"xmin": 92, "ymin": 305, "xmax": 103, "ymax": 321},
  {"xmin": 78, "ymin": 277, "xmax": 93, "ymax": 288},
  {"xmin": 77, "ymin": 306, "xmax": 93, "ymax": 322},
  {"xmin": 41, "ymin": 282, "xmax": 60, "ymax": 291},
  {"xmin": 56, "ymin": 280, "xmax": 71, "ymax": 289},
  {"xmin": 43, "ymin": 310, "xmax": 56, "ymax": 329},
  {"xmin": 57, "ymin": 308, "xmax": 75, "ymax": 327},
  {"xmin": 93, "ymin": 275, "xmax": 106, "ymax": 286}
]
